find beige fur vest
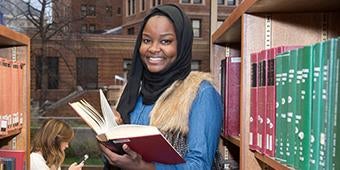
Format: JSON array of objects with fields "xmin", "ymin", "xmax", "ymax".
[{"xmin": 149, "ymin": 71, "xmax": 213, "ymax": 135}]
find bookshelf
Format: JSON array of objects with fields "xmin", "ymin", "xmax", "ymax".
[
  {"xmin": 212, "ymin": 0, "xmax": 340, "ymax": 169},
  {"xmin": 0, "ymin": 25, "xmax": 30, "ymax": 169}
]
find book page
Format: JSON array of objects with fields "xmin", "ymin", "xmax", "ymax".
[
  {"xmin": 69, "ymin": 102, "xmax": 104, "ymax": 134},
  {"xmin": 99, "ymin": 89, "xmax": 118, "ymax": 131}
]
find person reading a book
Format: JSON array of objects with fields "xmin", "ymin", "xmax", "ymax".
[
  {"xmin": 30, "ymin": 119, "xmax": 84, "ymax": 170},
  {"xmin": 99, "ymin": 4, "xmax": 223, "ymax": 170}
]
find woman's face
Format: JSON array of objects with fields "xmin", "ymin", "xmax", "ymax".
[
  {"xmin": 139, "ymin": 15, "xmax": 177, "ymax": 73},
  {"xmin": 60, "ymin": 141, "xmax": 69, "ymax": 151}
]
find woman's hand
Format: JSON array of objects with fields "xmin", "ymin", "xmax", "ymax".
[
  {"xmin": 68, "ymin": 162, "xmax": 84, "ymax": 170},
  {"xmin": 99, "ymin": 143, "xmax": 155, "ymax": 170}
]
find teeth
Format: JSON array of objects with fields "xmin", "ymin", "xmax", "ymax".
[{"xmin": 148, "ymin": 56, "xmax": 163, "ymax": 61}]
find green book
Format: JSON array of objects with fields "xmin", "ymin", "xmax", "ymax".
[
  {"xmin": 325, "ymin": 38, "xmax": 338, "ymax": 169},
  {"xmin": 334, "ymin": 37, "xmax": 340, "ymax": 170},
  {"xmin": 309, "ymin": 41, "xmax": 325, "ymax": 170},
  {"xmin": 285, "ymin": 49, "xmax": 298, "ymax": 167},
  {"xmin": 295, "ymin": 45, "xmax": 313, "ymax": 170},
  {"xmin": 275, "ymin": 52, "xmax": 289, "ymax": 163}
]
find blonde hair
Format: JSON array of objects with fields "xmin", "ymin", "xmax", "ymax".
[{"xmin": 31, "ymin": 119, "xmax": 74, "ymax": 168}]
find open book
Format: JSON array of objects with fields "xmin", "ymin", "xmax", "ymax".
[{"xmin": 68, "ymin": 89, "xmax": 184, "ymax": 164}]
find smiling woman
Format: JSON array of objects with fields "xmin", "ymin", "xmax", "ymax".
[
  {"xmin": 100, "ymin": 4, "xmax": 224, "ymax": 170},
  {"xmin": 139, "ymin": 15, "xmax": 177, "ymax": 73}
]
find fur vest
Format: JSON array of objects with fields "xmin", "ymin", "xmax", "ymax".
[{"xmin": 149, "ymin": 71, "xmax": 224, "ymax": 169}]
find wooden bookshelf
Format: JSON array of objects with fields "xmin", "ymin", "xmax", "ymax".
[
  {"xmin": 211, "ymin": 0, "xmax": 340, "ymax": 169},
  {"xmin": 254, "ymin": 151, "xmax": 293, "ymax": 170},
  {"xmin": 0, "ymin": 25, "xmax": 30, "ymax": 169},
  {"xmin": 222, "ymin": 135, "xmax": 240, "ymax": 147}
]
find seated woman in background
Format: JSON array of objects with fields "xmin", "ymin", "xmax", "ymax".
[{"xmin": 30, "ymin": 119, "xmax": 84, "ymax": 170}]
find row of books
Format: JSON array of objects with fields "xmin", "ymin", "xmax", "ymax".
[
  {"xmin": 249, "ymin": 45, "xmax": 302, "ymax": 156},
  {"xmin": 0, "ymin": 58, "xmax": 25, "ymax": 136},
  {"xmin": 249, "ymin": 37, "xmax": 340, "ymax": 170},
  {"xmin": 0, "ymin": 113, "xmax": 23, "ymax": 136}
]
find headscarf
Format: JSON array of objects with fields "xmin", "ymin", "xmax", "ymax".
[{"xmin": 117, "ymin": 4, "xmax": 193, "ymax": 124}]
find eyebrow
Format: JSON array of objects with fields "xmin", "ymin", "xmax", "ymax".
[{"xmin": 142, "ymin": 31, "xmax": 175, "ymax": 36}]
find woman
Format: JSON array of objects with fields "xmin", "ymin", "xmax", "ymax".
[
  {"xmin": 30, "ymin": 119, "xmax": 84, "ymax": 170},
  {"xmin": 100, "ymin": 4, "xmax": 223, "ymax": 169}
]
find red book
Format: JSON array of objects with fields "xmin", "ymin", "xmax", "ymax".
[
  {"xmin": 249, "ymin": 52, "xmax": 258, "ymax": 151},
  {"xmin": 257, "ymin": 50, "xmax": 267, "ymax": 153},
  {"xmin": 221, "ymin": 59, "xmax": 227, "ymax": 137},
  {"xmin": 225, "ymin": 56, "xmax": 241, "ymax": 137},
  {"xmin": 0, "ymin": 150, "xmax": 25, "ymax": 170},
  {"xmin": 69, "ymin": 89, "xmax": 184, "ymax": 164}
]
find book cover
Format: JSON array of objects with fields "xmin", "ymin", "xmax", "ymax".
[
  {"xmin": 295, "ymin": 45, "xmax": 313, "ymax": 170},
  {"xmin": 309, "ymin": 41, "xmax": 325, "ymax": 169},
  {"xmin": 221, "ymin": 59, "xmax": 227, "ymax": 137},
  {"xmin": 249, "ymin": 52, "xmax": 258, "ymax": 151},
  {"xmin": 69, "ymin": 89, "xmax": 184, "ymax": 164},
  {"xmin": 0, "ymin": 149, "xmax": 25, "ymax": 170},
  {"xmin": 324, "ymin": 39, "xmax": 337, "ymax": 170},
  {"xmin": 257, "ymin": 50, "xmax": 267, "ymax": 153},
  {"xmin": 284, "ymin": 49, "xmax": 297, "ymax": 166},
  {"xmin": 334, "ymin": 37, "xmax": 340, "ymax": 170},
  {"xmin": 275, "ymin": 51, "xmax": 289, "ymax": 163},
  {"xmin": 226, "ymin": 56, "xmax": 241, "ymax": 137}
]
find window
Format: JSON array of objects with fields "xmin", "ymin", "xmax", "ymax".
[
  {"xmin": 89, "ymin": 24, "xmax": 96, "ymax": 33},
  {"xmin": 127, "ymin": 27, "xmax": 135, "ymax": 35},
  {"xmin": 106, "ymin": 6, "xmax": 112, "ymax": 16},
  {"xmin": 227, "ymin": 0, "xmax": 236, "ymax": 5},
  {"xmin": 218, "ymin": 0, "xmax": 236, "ymax": 6},
  {"xmin": 36, "ymin": 56, "xmax": 59, "ymax": 89},
  {"xmin": 122, "ymin": 59, "xmax": 132, "ymax": 81},
  {"xmin": 152, "ymin": 0, "xmax": 161, "ymax": 7},
  {"xmin": 117, "ymin": 7, "xmax": 121, "ymax": 15},
  {"xmin": 217, "ymin": 0, "xmax": 224, "ymax": 5},
  {"xmin": 81, "ymin": 24, "xmax": 87, "ymax": 33},
  {"xmin": 181, "ymin": 0, "xmax": 202, "ymax": 4},
  {"xmin": 81, "ymin": 5, "xmax": 87, "ymax": 16},
  {"xmin": 141, "ymin": 0, "xmax": 145, "ymax": 11},
  {"xmin": 87, "ymin": 5, "xmax": 96, "ymax": 16},
  {"xmin": 193, "ymin": 0, "xmax": 202, "ymax": 4},
  {"xmin": 127, "ymin": 0, "xmax": 136, "ymax": 16},
  {"xmin": 191, "ymin": 19, "xmax": 201, "ymax": 37},
  {"xmin": 76, "ymin": 58, "xmax": 98, "ymax": 89},
  {"xmin": 191, "ymin": 60, "xmax": 200, "ymax": 71}
]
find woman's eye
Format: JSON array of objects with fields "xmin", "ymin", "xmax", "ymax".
[
  {"xmin": 161, "ymin": 39, "xmax": 171, "ymax": 45},
  {"xmin": 142, "ymin": 39, "xmax": 151, "ymax": 44}
]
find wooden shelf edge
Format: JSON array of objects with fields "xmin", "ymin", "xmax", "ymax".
[
  {"xmin": 212, "ymin": 0, "xmax": 256, "ymax": 44},
  {"xmin": 254, "ymin": 151, "xmax": 294, "ymax": 170},
  {"xmin": 0, "ymin": 25, "xmax": 30, "ymax": 47},
  {"xmin": 221, "ymin": 135, "xmax": 240, "ymax": 147},
  {"xmin": 0, "ymin": 128, "xmax": 22, "ymax": 140}
]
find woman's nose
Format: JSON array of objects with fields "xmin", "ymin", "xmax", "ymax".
[{"xmin": 148, "ymin": 42, "xmax": 161, "ymax": 53}]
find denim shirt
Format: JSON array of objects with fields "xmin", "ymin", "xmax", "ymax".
[{"xmin": 130, "ymin": 81, "xmax": 223, "ymax": 170}]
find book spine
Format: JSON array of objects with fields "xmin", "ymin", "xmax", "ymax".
[
  {"xmin": 325, "ymin": 39, "xmax": 337, "ymax": 170},
  {"xmin": 257, "ymin": 50, "xmax": 267, "ymax": 153},
  {"xmin": 334, "ymin": 37, "xmax": 340, "ymax": 170},
  {"xmin": 221, "ymin": 59, "xmax": 227, "ymax": 137},
  {"xmin": 284, "ymin": 49, "xmax": 297, "ymax": 167},
  {"xmin": 275, "ymin": 52, "xmax": 288, "ymax": 163},
  {"xmin": 226, "ymin": 56, "xmax": 241, "ymax": 137},
  {"xmin": 309, "ymin": 41, "xmax": 324, "ymax": 169},
  {"xmin": 296, "ymin": 46, "xmax": 313, "ymax": 170},
  {"xmin": 250, "ymin": 52, "xmax": 258, "ymax": 150}
]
